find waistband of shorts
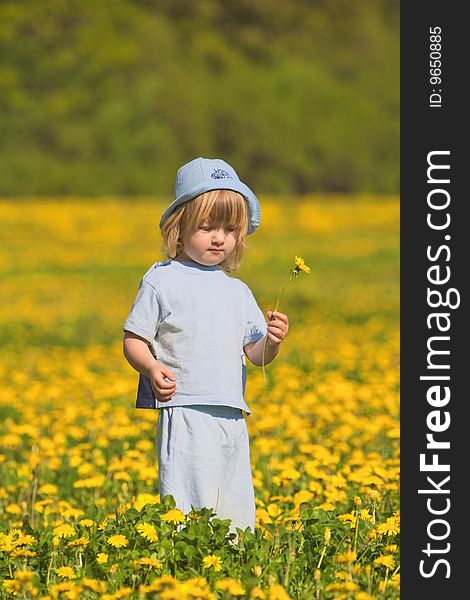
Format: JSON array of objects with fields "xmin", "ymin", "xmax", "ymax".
[{"xmin": 175, "ymin": 404, "xmax": 243, "ymax": 416}]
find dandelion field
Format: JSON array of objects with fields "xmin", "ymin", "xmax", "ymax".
[{"xmin": 0, "ymin": 196, "xmax": 399, "ymax": 599}]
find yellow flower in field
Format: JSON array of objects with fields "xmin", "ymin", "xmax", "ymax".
[
  {"xmin": 368, "ymin": 489, "xmax": 382, "ymax": 502},
  {"xmin": 293, "ymin": 255, "xmax": 311, "ymax": 274},
  {"xmin": 116, "ymin": 503, "xmax": 127, "ymax": 516},
  {"xmin": 82, "ymin": 578, "xmax": 107, "ymax": 593},
  {"xmin": 133, "ymin": 557, "xmax": 162, "ymax": 568},
  {"xmin": 374, "ymin": 555, "xmax": 395, "ymax": 568},
  {"xmin": 250, "ymin": 586, "xmax": 266, "ymax": 599},
  {"xmin": 187, "ymin": 511, "xmax": 202, "ymax": 521},
  {"xmin": 79, "ymin": 519, "xmax": 95, "ymax": 528},
  {"xmin": 39, "ymin": 483, "xmax": 58, "ymax": 496},
  {"xmin": 326, "ymin": 581, "xmax": 359, "ymax": 593},
  {"xmin": 376, "ymin": 515, "xmax": 400, "ymax": 536},
  {"xmin": 49, "ymin": 581, "xmax": 82, "ymax": 596},
  {"xmin": 107, "ymin": 534, "xmax": 128, "ymax": 548},
  {"xmin": 336, "ymin": 550, "xmax": 357, "ymax": 563},
  {"xmin": 202, "ymin": 554, "xmax": 223, "ymax": 572},
  {"xmin": 98, "ymin": 519, "xmax": 108, "ymax": 530},
  {"xmin": 53, "ymin": 523, "xmax": 76, "ymax": 539},
  {"xmin": 11, "ymin": 548, "xmax": 37, "ymax": 558},
  {"xmin": 136, "ymin": 522, "xmax": 159, "ymax": 542},
  {"xmin": 96, "ymin": 552, "xmax": 108, "ymax": 564},
  {"xmin": 133, "ymin": 493, "xmax": 160, "ymax": 512},
  {"xmin": 267, "ymin": 583, "xmax": 292, "ymax": 600},
  {"xmin": 73, "ymin": 475, "xmax": 106, "ymax": 489},
  {"xmin": 262, "ymin": 254, "xmax": 311, "ymax": 382},
  {"xmin": 215, "ymin": 578, "xmax": 245, "ymax": 596},
  {"xmin": 358, "ymin": 509, "xmax": 374, "ymax": 522},
  {"xmin": 161, "ymin": 508, "xmax": 186, "ymax": 525},
  {"xmin": 3, "ymin": 580, "xmax": 20, "ymax": 594},
  {"xmin": 13, "ymin": 533, "xmax": 36, "ymax": 546},
  {"xmin": 14, "ymin": 569, "xmax": 35, "ymax": 582},
  {"xmin": 56, "ymin": 566, "xmax": 76, "ymax": 579},
  {"xmin": 355, "ymin": 592, "xmax": 375, "ymax": 600},
  {"xmin": 67, "ymin": 536, "xmax": 89, "ymax": 548},
  {"xmin": 252, "ymin": 565, "xmax": 262, "ymax": 577},
  {"xmin": 338, "ymin": 512, "xmax": 357, "ymax": 528}
]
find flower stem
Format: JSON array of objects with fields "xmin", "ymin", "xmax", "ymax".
[{"xmin": 262, "ymin": 275, "xmax": 293, "ymax": 382}]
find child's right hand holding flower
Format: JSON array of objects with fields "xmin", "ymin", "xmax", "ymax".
[{"xmin": 148, "ymin": 362, "xmax": 177, "ymax": 402}]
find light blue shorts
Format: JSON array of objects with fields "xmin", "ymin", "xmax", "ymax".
[{"xmin": 156, "ymin": 404, "xmax": 256, "ymax": 534}]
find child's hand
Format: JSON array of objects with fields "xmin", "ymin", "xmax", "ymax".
[
  {"xmin": 266, "ymin": 311, "xmax": 289, "ymax": 347},
  {"xmin": 148, "ymin": 362, "xmax": 177, "ymax": 402}
]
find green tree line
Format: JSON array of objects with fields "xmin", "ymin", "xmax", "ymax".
[{"xmin": 0, "ymin": 0, "xmax": 399, "ymax": 196}]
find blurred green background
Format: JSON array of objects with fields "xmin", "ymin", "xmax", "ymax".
[{"xmin": 0, "ymin": 0, "xmax": 399, "ymax": 196}]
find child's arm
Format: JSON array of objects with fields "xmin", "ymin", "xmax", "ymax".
[
  {"xmin": 244, "ymin": 311, "xmax": 289, "ymax": 366},
  {"xmin": 123, "ymin": 331, "xmax": 176, "ymax": 401}
]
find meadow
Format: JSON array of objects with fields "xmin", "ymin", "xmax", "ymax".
[{"xmin": 0, "ymin": 195, "xmax": 399, "ymax": 599}]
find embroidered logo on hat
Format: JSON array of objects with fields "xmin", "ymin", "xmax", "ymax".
[{"xmin": 211, "ymin": 168, "xmax": 233, "ymax": 179}]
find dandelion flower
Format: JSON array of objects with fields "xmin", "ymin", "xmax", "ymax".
[
  {"xmin": 96, "ymin": 552, "xmax": 108, "ymax": 564},
  {"xmin": 336, "ymin": 550, "xmax": 357, "ymax": 563},
  {"xmin": 262, "ymin": 255, "xmax": 311, "ymax": 381},
  {"xmin": 53, "ymin": 524, "xmax": 76, "ymax": 539},
  {"xmin": 161, "ymin": 508, "xmax": 186, "ymax": 525},
  {"xmin": 216, "ymin": 578, "xmax": 245, "ymax": 595},
  {"xmin": 56, "ymin": 566, "xmax": 76, "ymax": 579},
  {"xmin": 136, "ymin": 522, "xmax": 159, "ymax": 542},
  {"xmin": 202, "ymin": 554, "xmax": 223, "ymax": 571},
  {"xmin": 107, "ymin": 534, "xmax": 128, "ymax": 548},
  {"xmin": 293, "ymin": 256, "xmax": 311, "ymax": 274},
  {"xmin": 374, "ymin": 555, "xmax": 395, "ymax": 568}
]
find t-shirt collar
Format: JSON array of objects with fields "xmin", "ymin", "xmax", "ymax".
[{"xmin": 170, "ymin": 259, "xmax": 221, "ymax": 272}]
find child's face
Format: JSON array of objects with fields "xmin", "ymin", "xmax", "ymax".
[{"xmin": 177, "ymin": 222, "xmax": 237, "ymax": 266}]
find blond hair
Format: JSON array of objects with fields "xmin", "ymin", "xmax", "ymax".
[{"xmin": 160, "ymin": 189, "xmax": 249, "ymax": 273}]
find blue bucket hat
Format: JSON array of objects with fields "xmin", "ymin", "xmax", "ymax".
[{"xmin": 159, "ymin": 157, "xmax": 260, "ymax": 234}]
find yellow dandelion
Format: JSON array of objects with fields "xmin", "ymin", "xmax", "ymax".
[
  {"xmin": 376, "ymin": 515, "xmax": 400, "ymax": 536},
  {"xmin": 161, "ymin": 508, "xmax": 186, "ymax": 525},
  {"xmin": 293, "ymin": 255, "xmax": 311, "ymax": 274},
  {"xmin": 325, "ymin": 581, "xmax": 359, "ymax": 592},
  {"xmin": 79, "ymin": 519, "xmax": 95, "ymax": 528},
  {"xmin": 262, "ymin": 254, "xmax": 311, "ymax": 381},
  {"xmin": 374, "ymin": 555, "xmax": 395, "ymax": 568},
  {"xmin": 96, "ymin": 552, "xmax": 108, "ymax": 564},
  {"xmin": 107, "ymin": 534, "xmax": 128, "ymax": 548},
  {"xmin": 39, "ymin": 483, "xmax": 58, "ymax": 496},
  {"xmin": 252, "ymin": 565, "xmax": 262, "ymax": 577},
  {"xmin": 250, "ymin": 586, "xmax": 266, "ymax": 599},
  {"xmin": 11, "ymin": 548, "xmax": 37, "ymax": 558},
  {"xmin": 336, "ymin": 550, "xmax": 357, "ymax": 563},
  {"xmin": 216, "ymin": 578, "xmax": 245, "ymax": 596},
  {"xmin": 67, "ymin": 536, "xmax": 89, "ymax": 548},
  {"xmin": 136, "ymin": 522, "xmax": 159, "ymax": 542},
  {"xmin": 133, "ymin": 557, "xmax": 163, "ymax": 568},
  {"xmin": 55, "ymin": 566, "xmax": 76, "ymax": 579},
  {"xmin": 267, "ymin": 583, "xmax": 292, "ymax": 600},
  {"xmin": 81, "ymin": 578, "xmax": 107, "ymax": 593},
  {"xmin": 355, "ymin": 592, "xmax": 376, "ymax": 600},
  {"xmin": 202, "ymin": 554, "xmax": 223, "ymax": 572},
  {"xmin": 389, "ymin": 573, "xmax": 400, "ymax": 589},
  {"xmin": 133, "ymin": 493, "xmax": 160, "ymax": 512},
  {"xmin": 53, "ymin": 523, "xmax": 76, "ymax": 539}
]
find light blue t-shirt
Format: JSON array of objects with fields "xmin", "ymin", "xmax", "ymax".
[{"xmin": 123, "ymin": 259, "xmax": 268, "ymax": 415}]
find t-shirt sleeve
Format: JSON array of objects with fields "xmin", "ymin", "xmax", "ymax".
[
  {"xmin": 243, "ymin": 286, "xmax": 268, "ymax": 348},
  {"xmin": 123, "ymin": 280, "xmax": 162, "ymax": 343}
]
